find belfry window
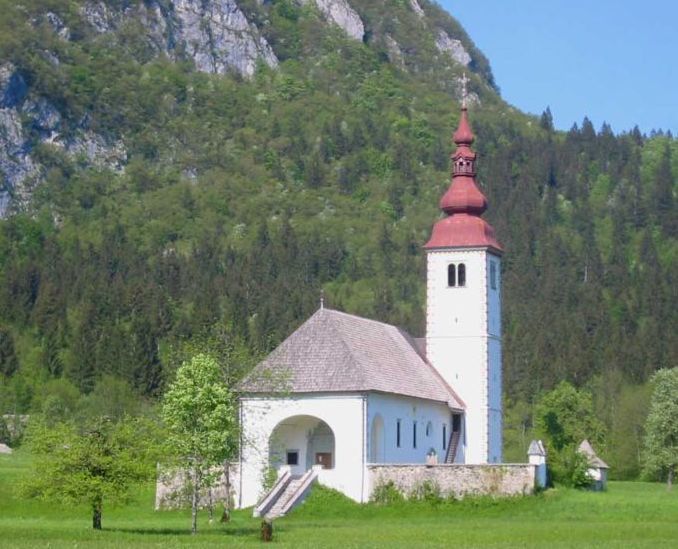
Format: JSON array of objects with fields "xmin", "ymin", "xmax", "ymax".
[
  {"xmin": 458, "ymin": 263, "xmax": 466, "ymax": 286},
  {"xmin": 447, "ymin": 264, "xmax": 456, "ymax": 287},
  {"xmin": 490, "ymin": 261, "xmax": 497, "ymax": 290},
  {"xmin": 448, "ymin": 263, "xmax": 466, "ymax": 287}
]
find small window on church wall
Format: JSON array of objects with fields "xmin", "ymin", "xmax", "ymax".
[
  {"xmin": 443, "ymin": 424, "xmax": 447, "ymax": 449},
  {"xmin": 447, "ymin": 264, "xmax": 456, "ymax": 287},
  {"xmin": 426, "ymin": 421, "xmax": 433, "ymax": 437},
  {"xmin": 286, "ymin": 450, "xmax": 299, "ymax": 466},
  {"xmin": 490, "ymin": 261, "xmax": 497, "ymax": 290},
  {"xmin": 458, "ymin": 263, "xmax": 466, "ymax": 287},
  {"xmin": 413, "ymin": 421, "xmax": 417, "ymax": 449},
  {"xmin": 396, "ymin": 419, "xmax": 401, "ymax": 448}
]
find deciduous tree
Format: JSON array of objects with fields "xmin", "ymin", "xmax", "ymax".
[
  {"xmin": 535, "ymin": 381, "xmax": 605, "ymax": 486},
  {"xmin": 23, "ymin": 415, "xmax": 158, "ymax": 529},
  {"xmin": 161, "ymin": 353, "xmax": 237, "ymax": 534},
  {"xmin": 643, "ymin": 368, "xmax": 678, "ymax": 489}
]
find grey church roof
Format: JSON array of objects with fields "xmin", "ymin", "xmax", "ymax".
[{"xmin": 240, "ymin": 308, "xmax": 463, "ymax": 410}]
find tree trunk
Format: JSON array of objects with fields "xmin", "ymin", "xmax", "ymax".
[
  {"xmin": 92, "ymin": 501, "xmax": 102, "ymax": 530},
  {"xmin": 261, "ymin": 519, "xmax": 273, "ymax": 542},
  {"xmin": 221, "ymin": 462, "xmax": 231, "ymax": 523},
  {"xmin": 191, "ymin": 466, "xmax": 200, "ymax": 535},
  {"xmin": 668, "ymin": 467, "xmax": 674, "ymax": 491}
]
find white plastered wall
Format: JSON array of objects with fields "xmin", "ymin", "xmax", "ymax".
[
  {"xmin": 239, "ymin": 394, "xmax": 366, "ymax": 507},
  {"xmin": 366, "ymin": 393, "xmax": 453, "ymax": 464},
  {"xmin": 425, "ymin": 248, "xmax": 502, "ymax": 464}
]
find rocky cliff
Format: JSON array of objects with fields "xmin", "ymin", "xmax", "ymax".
[{"xmin": 0, "ymin": 0, "xmax": 493, "ymax": 217}]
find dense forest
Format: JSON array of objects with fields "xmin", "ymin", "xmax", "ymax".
[{"xmin": 0, "ymin": 0, "xmax": 675, "ymax": 479}]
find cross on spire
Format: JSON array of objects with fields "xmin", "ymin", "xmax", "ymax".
[
  {"xmin": 320, "ymin": 289, "xmax": 325, "ymax": 310},
  {"xmin": 460, "ymin": 73, "xmax": 469, "ymax": 108}
]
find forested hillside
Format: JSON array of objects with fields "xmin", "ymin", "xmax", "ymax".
[{"xmin": 0, "ymin": 0, "xmax": 675, "ymax": 478}]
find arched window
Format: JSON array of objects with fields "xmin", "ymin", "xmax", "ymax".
[
  {"xmin": 457, "ymin": 263, "xmax": 466, "ymax": 287},
  {"xmin": 425, "ymin": 421, "xmax": 433, "ymax": 437},
  {"xmin": 447, "ymin": 264, "xmax": 456, "ymax": 287}
]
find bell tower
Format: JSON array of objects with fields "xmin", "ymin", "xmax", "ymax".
[{"xmin": 424, "ymin": 93, "xmax": 503, "ymax": 464}]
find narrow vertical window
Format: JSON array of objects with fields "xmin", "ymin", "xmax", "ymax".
[
  {"xmin": 490, "ymin": 261, "xmax": 497, "ymax": 290},
  {"xmin": 413, "ymin": 421, "xmax": 417, "ymax": 449},
  {"xmin": 396, "ymin": 419, "xmax": 401, "ymax": 448},
  {"xmin": 458, "ymin": 263, "xmax": 466, "ymax": 287},
  {"xmin": 447, "ymin": 264, "xmax": 456, "ymax": 287},
  {"xmin": 443, "ymin": 424, "xmax": 447, "ymax": 449}
]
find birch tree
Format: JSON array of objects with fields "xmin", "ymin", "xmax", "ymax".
[{"xmin": 161, "ymin": 353, "xmax": 237, "ymax": 534}]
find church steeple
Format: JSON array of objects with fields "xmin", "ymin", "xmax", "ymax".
[
  {"xmin": 424, "ymin": 93, "xmax": 504, "ymax": 465},
  {"xmin": 424, "ymin": 100, "xmax": 501, "ymax": 252}
]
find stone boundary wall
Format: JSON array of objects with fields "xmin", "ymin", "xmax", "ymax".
[
  {"xmin": 155, "ymin": 463, "xmax": 241, "ymax": 510},
  {"xmin": 367, "ymin": 463, "xmax": 536, "ymax": 499}
]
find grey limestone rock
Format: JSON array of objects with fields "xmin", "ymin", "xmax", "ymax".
[
  {"xmin": 384, "ymin": 35, "xmax": 405, "ymax": 70},
  {"xmin": 24, "ymin": 98, "xmax": 62, "ymax": 134},
  {"xmin": 0, "ymin": 64, "xmax": 28, "ymax": 109},
  {"xmin": 173, "ymin": 0, "xmax": 278, "ymax": 76},
  {"xmin": 409, "ymin": 0, "xmax": 425, "ymax": 18},
  {"xmin": 435, "ymin": 30, "xmax": 471, "ymax": 67},
  {"xmin": 81, "ymin": 1, "xmax": 120, "ymax": 33},
  {"xmin": 80, "ymin": 1, "xmax": 278, "ymax": 78},
  {"xmin": 44, "ymin": 12, "xmax": 71, "ymax": 39},
  {"xmin": 62, "ymin": 131, "xmax": 127, "ymax": 172},
  {"xmin": 0, "ymin": 65, "xmax": 38, "ymax": 217},
  {"xmin": 300, "ymin": 0, "xmax": 364, "ymax": 41}
]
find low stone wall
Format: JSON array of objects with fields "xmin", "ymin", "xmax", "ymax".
[
  {"xmin": 155, "ymin": 463, "xmax": 241, "ymax": 510},
  {"xmin": 367, "ymin": 464, "xmax": 536, "ymax": 500}
]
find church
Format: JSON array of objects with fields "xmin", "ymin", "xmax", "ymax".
[{"xmin": 236, "ymin": 100, "xmax": 504, "ymax": 509}]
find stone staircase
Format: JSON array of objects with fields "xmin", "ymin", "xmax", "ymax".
[
  {"xmin": 445, "ymin": 430, "xmax": 461, "ymax": 463},
  {"xmin": 253, "ymin": 467, "xmax": 319, "ymax": 519}
]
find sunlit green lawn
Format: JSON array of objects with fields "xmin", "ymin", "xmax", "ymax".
[{"xmin": 1, "ymin": 450, "xmax": 677, "ymax": 547}]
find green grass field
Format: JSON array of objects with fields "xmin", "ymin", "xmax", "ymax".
[{"xmin": 1, "ymin": 450, "xmax": 677, "ymax": 548}]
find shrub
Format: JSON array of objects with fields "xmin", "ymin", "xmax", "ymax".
[
  {"xmin": 370, "ymin": 480, "xmax": 404, "ymax": 505},
  {"xmin": 410, "ymin": 480, "xmax": 442, "ymax": 504}
]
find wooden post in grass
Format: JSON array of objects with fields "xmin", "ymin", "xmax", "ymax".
[{"xmin": 261, "ymin": 519, "xmax": 273, "ymax": 542}]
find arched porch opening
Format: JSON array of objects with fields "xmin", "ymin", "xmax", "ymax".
[{"xmin": 268, "ymin": 415, "xmax": 335, "ymax": 476}]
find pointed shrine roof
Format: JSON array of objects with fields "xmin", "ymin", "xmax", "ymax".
[
  {"xmin": 578, "ymin": 439, "xmax": 609, "ymax": 469},
  {"xmin": 527, "ymin": 440, "xmax": 546, "ymax": 456},
  {"xmin": 239, "ymin": 308, "xmax": 463, "ymax": 409}
]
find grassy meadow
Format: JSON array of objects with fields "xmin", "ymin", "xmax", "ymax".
[{"xmin": 1, "ymin": 450, "xmax": 677, "ymax": 548}]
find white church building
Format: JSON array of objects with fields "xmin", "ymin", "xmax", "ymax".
[{"xmin": 236, "ymin": 102, "xmax": 506, "ymax": 509}]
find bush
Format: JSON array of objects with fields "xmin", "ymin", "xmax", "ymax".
[
  {"xmin": 410, "ymin": 480, "xmax": 443, "ymax": 504},
  {"xmin": 0, "ymin": 416, "xmax": 10, "ymax": 445},
  {"xmin": 370, "ymin": 480, "xmax": 404, "ymax": 505}
]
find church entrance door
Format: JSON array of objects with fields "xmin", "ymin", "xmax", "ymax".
[{"xmin": 315, "ymin": 452, "xmax": 333, "ymax": 469}]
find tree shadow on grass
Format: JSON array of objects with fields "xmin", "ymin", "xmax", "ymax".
[{"xmin": 106, "ymin": 525, "xmax": 260, "ymax": 538}]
